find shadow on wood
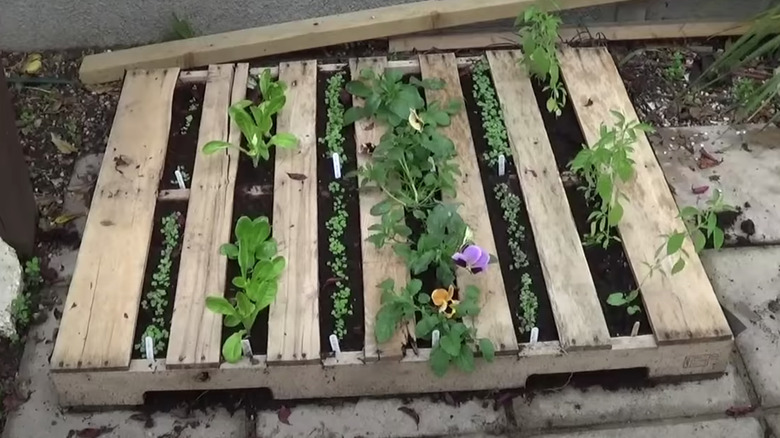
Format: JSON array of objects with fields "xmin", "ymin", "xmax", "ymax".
[{"xmin": 0, "ymin": 74, "xmax": 37, "ymax": 256}]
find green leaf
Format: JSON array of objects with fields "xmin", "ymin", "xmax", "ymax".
[
  {"xmin": 430, "ymin": 345, "xmax": 451, "ymax": 377},
  {"xmin": 269, "ymin": 132, "xmax": 298, "ymax": 149},
  {"xmin": 229, "ymin": 105, "xmax": 257, "ymax": 141},
  {"xmin": 607, "ymin": 202, "xmax": 623, "ymax": 226},
  {"xmin": 692, "ymin": 229, "xmax": 706, "ymax": 254},
  {"xmin": 375, "ymin": 305, "xmax": 401, "ymax": 343},
  {"xmin": 627, "ymin": 305, "xmax": 641, "ymax": 315},
  {"xmin": 453, "ymin": 347, "xmax": 475, "ymax": 373},
  {"xmin": 203, "ymin": 141, "xmax": 233, "ymax": 154},
  {"xmin": 666, "ymin": 232, "xmax": 685, "ymax": 255},
  {"xmin": 370, "ymin": 199, "xmax": 393, "ymax": 216},
  {"xmin": 236, "ymin": 292, "xmax": 253, "ymax": 317},
  {"xmin": 344, "ymin": 106, "xmax": 368, "ymax": 125},
  {"xmin": 440, "ymin": 334, "xmax": 461, "ymax": 357},
  {"xmin": 479, "ymin": 338, "xmax": 495, "ymax": 362},
  {"xmin": 415, "ymin": 314, "xmax": 439, "ymax": 338},
  {"xmin": 224, "ymin": 314, "xmax": 241, "ymax": 328},
  {"xmin": 346, "ymin": 80, "xmax": 372, "ymax": 98},
  {"xmin": 259, "ymin": 69, "xmax": 273, "ymax": 100},
  {"xmin": 222, "ymin": 330, "xmax": 245, "ymax": 363},
  {"xmin": 679, "ymin": 206, "xmax": 700, "ymax": 219},
  {"xmin": 254, "ymin": 280, "xmax": 279, "ymax": 311},
  {"xmin": 713, "ymin": 227, "xmax": 725, "ymax": 250},
  {"xmin": 596, "ymin": 176, "xmax": 612, "ymax": 204},
  {"xmin": 256, "ymin": 240, "xmax": 278, "ymax": 260},
  {"xmin": 417, "ymin": 293, "xmax": 431, "ymax": 304},
  {"xmin": 232, "ymin": 276, "xmax": 247, "ymax": 289},
  {"xmin": 220, "ymin": 243, "xmax": 239, "ymax": 259},
  {"xmin": 205, "ymin": 296, "xmax": 237, "ymax": 316},
  {"xmin": 671, "ymin": 257, "xmax": 686, "ymax": 275},
  {"xmin": 606, "ymin": 293, "xmax": 626, "ymax": 307}
]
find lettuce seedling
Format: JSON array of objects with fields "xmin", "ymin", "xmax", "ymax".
[{"xmin": 203, "ymin": 69, "xmax": 298, "ymax": 167}]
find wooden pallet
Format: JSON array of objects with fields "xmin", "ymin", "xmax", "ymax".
[{"xmin": 51, "ymin": 48, "xmax": 732, "ymax": 407}]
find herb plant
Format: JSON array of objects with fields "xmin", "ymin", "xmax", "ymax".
[
  {"xmin": 206, "ymin": 216, "xmax": 285, "ymax": 363},
  {"xmin": 516, "ymin": 6, "xmax": 567, "ymax": 116},
  {"xmin": 344, "ymin": 68, "xmax": 445, "ymax": 127},
  {"xmin": 472, "ymin": 60, "xmax": 511, "ymax": 167},
  {"xmin": 665, "ymin": 51, "xmax": 686, "ymax": 82},
  {"xmin": 569, "ymin": 111, "xmax": 653, "ymax": 248},
  {"xmin": 517, "ymin": 273, "xmax": 537, "ymax": 335},
  {"xmin": 494, "ymin": 183, "xmax": 528, "ymax": 270},
  {"xmin": 136, "ymin": 212, "xmax": 181, "ymax": 357},
  {"xmin": 203, "ymin": 69, "xmax": 298, "ymax": 167}
]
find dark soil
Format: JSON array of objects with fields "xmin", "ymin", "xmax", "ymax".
[
  {"xmin": 131, "ymin": 201, "xmax": 188, "ymax": 359},
  {"xmin": 158, "ymin": 83, "xmax": 204, "ymax": 190},
  {"xmin": 459, "ymin": 67, "xmax": 557, "ymax": 344},
  {"xmin": 315, "ymin": 69, "xmax": 365, "ymax": 353},
  {"xmin": 532, "ymin": 80, "xmax": 650, "ymax": 338}
]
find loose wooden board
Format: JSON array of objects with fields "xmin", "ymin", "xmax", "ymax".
[
  {"xmin": 558, "ymin": 47, "xmax": 731, "ymax": 344},
  {"xmin": 51, "ymin": 68, "xmax": 179, "ymax": 370},
  {"xmin": 351, "ymin": 57, "xmax": 413, "ymax": 361},
  {"xmin": 166, "ymin": 64, "xmax": 245, "ymax": 368},
  {"xmin": 388, "ymin": 20, "xmax": 750, "ymax": 52},
  {"xmin": 79, "ymin": 0, "xmax": 629, "ymax": 84},
  {"xmin": 266, "ymin": 60, "xmax": 320, "ymax": 363},
  {"xmin": 419, "ymin": 53, "xmax": 517, "ymax": 353},
  {"xmin": 486, "ymin": 50, "xmax": 611, "ymax": 350}
]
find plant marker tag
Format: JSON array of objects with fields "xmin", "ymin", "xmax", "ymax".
[
  {"xmin": 631, "ymin": 321, "xmax": 640, "ymax": 337},
  {"xmin": 432, "ymin": 329, "xmax": 441, "ymax": 348},
  {"xmin": 530, "ymin": 327, "xmax": 539, "ymax": 344},
  {"xmin": 144, "ymin": 336, "xmax": 155, "ymax": 365},
  {"xmin": 332, "ymin": 153, "xmax": 342, "ymax": 179},
  {"xmin": 498, "ymin": 154, "xmax": 506, "ymax": 177},
  {"xmin": 174, "ymin": 168, "xmax": 186, "ymax": 189},
  {"xmin": 241, "ymin": 339, "xmax": 253, "ymax": 358},
  {"xmin": 329, "ymin": 334, "xmax": 341, "ymax": 354}
]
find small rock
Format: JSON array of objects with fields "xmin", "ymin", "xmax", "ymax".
[
  {"xmin": 0, "ymin": 238, "xmax": 23, "ymax": 339},
  {"xmin": 740, "ymin": 219, "xmax": 756, "ymax": 236}
]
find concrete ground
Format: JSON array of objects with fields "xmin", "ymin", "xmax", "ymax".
[{"xmin": 3, "ymin": 124, "xmax": 780, "ymax": 437}]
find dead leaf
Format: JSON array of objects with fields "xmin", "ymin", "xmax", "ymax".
[
  {"xmin": 85, "ymin": 82, "xmax": 120, "ymax": 94},
  {"xmin": 75, "ymin": 426, "xmax": 116, "ymax": 438},
  {"xmin": 278, "ymin": 406, "xmax": 291, "ymax": 425},
  {"xmin": 725, "ymin": 405, "xmax": 756, "ymax": 417},
  {"xmin": 52, "ymin": 213, "xmax": 83, "ymax": 225},
  {"xmin": 23, "ymin": 53, "xmax": 42, "ymax": 75},
  {"xmin": 397, "ymin": 406, "xmax": 419, "ymax": 428},
  {"xmin": 443, "ymin": 392, "xmax": 457, "ymax": 406},
  {"xmin": 691, "ymin": 185, "xmax": 709, "ymax": 195},
  {"xmin": 287, "ymin": 172, "xmax": 307, "ymax": 181},
  {"xmin": 50, "ymin": 132, "xmax": 78, "ymax": 154}
]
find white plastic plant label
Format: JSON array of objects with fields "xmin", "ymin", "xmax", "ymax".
[
  {"xmin": 498, "ymin": 154, "xmax": 506, "ymax": 177},
  {"xmin": 529, "ymin": 327, "xmax": 539, "ymax": 344},
  {"xmin": 432, "ymin": 329, "xmax": 441, "ymax": 348},
  {"xmin": 241, "ymin": 339, "xmax": 254, "ymax": 357},
  {"xmin": 174, "ymin": 168, "xmax": 186, "ymax": 189},
  {"xmin": 630, "ymin": 321, "xmax": 640, "ymax": 337},
  {"xmin": 329, "ymin": 334, "xmax": 341, "ymax": 354},
  {"xmin": 144, "ymin": 336, "xmax": 155, "ymax": 364},
  {"xmin": 332, "ymin": 153, "xmax": 342, "ymax": 179}
]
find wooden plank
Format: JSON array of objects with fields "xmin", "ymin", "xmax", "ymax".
[
  {"xmin": 266, "ymin": 60, "xmax": 320, "ymax": 364},
  {"xmin": 558, "ymin": 47, "xmax": 731, "ymax": 344},
  {"xmin": 78, "ymin": 0, "xmax": 629, "ymax": 84},
  {"xmin": 0, "ymin": 73, "xmax": 36, "ymax": 256},
  {"xmin": 419, "ymin": 53, "xmax": 516, "ymax": 352},
  {"xmin": 165, "ymin": 64, "xmax": 242, "ymax": 368},
  {"xmin": 388, "ymin": 20, "xmax": 751, "ymax": 52},
  {"xmin": 350, "ymin": 57, "xmax": 412, "ymax": 361},
  {"xmin": 486, "ymin": 50, "xmax": 611, "ymax": 351},
  {"xmin": 51, "ymin": 68, "xmax": 179, "ymax": 370}
]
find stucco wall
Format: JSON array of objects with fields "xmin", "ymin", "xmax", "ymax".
[{"xmin": 0, "ymin": 0, "xmax": 775, "ymax": 51}]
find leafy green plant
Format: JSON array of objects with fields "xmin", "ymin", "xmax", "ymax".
[
  {"xmin": 136, "ymin": 212, "xmax": 181, "ymax": 357},
  {"xmin": 665, "ymin": 51, "xmax": 686, "ymax": 82},
  {"xmin": 569, "ymin": 111, "xmax": 653, "ymax": 248},
  {"xmin": 733, "ymin": 77, "xmax": 760, "ymax": 107},
  {"xmin": 170, "ymin": 13, "xmax": 196, "ymax": 40},
  {"xmin": 494, "ymin": 183, "xmax": 528, "ymax": 270},
  {"xmin": 516, "ymin": 6, "xmax": 566, "ymax": 116},
  {"xmin": 607, "ymin": 190, "xmax": 735, "ymax": 315},
  {"xmin": 203, "ymin": 69, "xmax": 298, "ymax": 167},
  {"xmin": 472, "ymin": 60, "xmax": 511, "ymax": 166},
  {"xmin": 344, "ymin": 68, "xmax": 445, "ymax": 126},
  {"xmin": 696, "ymin": 4, "xmax": 780, "ymax": 123},
  {"xmin": 321, "ymin": 73, "xmax": 347, "ymax": 158},
  {"xmin": 206, "ymin": 216, "xmax": 285, "ymax": 363},
  {"xmin": 517, "ymin": 273, "xmax": 537, "ymax": 335},
  {"xmin": 375, "ymin": 279, "xmax": 495, "ymax": 376}
]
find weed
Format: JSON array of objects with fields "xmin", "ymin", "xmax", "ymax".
[
  {"xmin": 733, "ymin": 77, "xmax": 759, "ymax": 107},
  {"xmin": 665, "ymin": 51, "xmax": 686, "ymax": 82},
  {"xmin": 516, "ymin": 6, "xmax": 566, "ymax": 116}
]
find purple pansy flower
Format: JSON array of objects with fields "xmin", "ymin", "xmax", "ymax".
[{"xmin": 452, "ymin": 244, "xmax": 490, "ymax": 274}]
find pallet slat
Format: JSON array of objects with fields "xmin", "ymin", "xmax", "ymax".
[
  {"xmin": 351, "ymin": 57, "xmax": 413, "ymax": 361},
  {"xmin": 558, "ymin": 47, "xmax": 731, "ymax": 344},
  {"xmin": 419, "ymin": 53, "xmax": 517, "ymax": 353},
  {"xmin": 266, "ymin": 60, "xmax": 320, "ymax": 363},
  {"xmin": 166, "ymin": 64, "xmax": 245, "ymax": 367},
  {"xmin": 51, "ymin": 68, "xmax": 180, "ymax": 370},
  {"xmin": 486, "ymin": 50, "xmax": 611, "ymax": 350}
]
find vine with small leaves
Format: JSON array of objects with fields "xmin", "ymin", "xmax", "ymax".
[
  {"xmin": 516, "ymin": 6, "xmax": 567, "ymax": 116},
  {"xmin": 472, "ymin": 59, "xmax": 511, "ymax": 167},
  {"xmin": 569, "ymin": 111, "xmax": 653, "ymax": 248},
  {"xmin": 136, "ymin": 212, "xmax": 181, "ymax": 357}
]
